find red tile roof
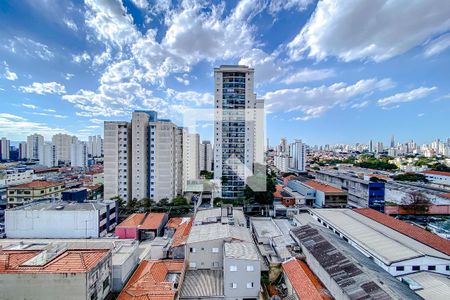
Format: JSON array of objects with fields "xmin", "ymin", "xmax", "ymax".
[
  {"xmin": 0, "ymin": 249, "xmax": 109, "ymax": 274},
  {"xmin": 423, "ymin": 170, "xmax": 450, "ymax": 177},
  {"xmin": 117, "ymin": 213, "xmax": 167, "ymax": 230},
  {"xmin": 117, "ymin": 214, "xmax": 146, "ymax": 228},
  {"xmin": 282, "ymin": 259, "xmax": 331, "ymax": 300},
  {"xmin": 303, "ymin": 180, "xmax": 344, "ymax": 193},
  {"xmin": 118, "ymin": 259, "xmax": 185, "ymax": 300},
  {"xmin": 140, "ymin": 213, "xmax": 167, "ymax": 230},
  {"xmin": 166, "ymin": 217, "xmax": 183, "ymax": 229},
  {"xmin": 440, "ymin": 193, "xmax": 450, "ymax": 199},
  {"xmin": 11, "ymin": 180, "xmax": 62, "ymax": 189},
  {"xmin": 354, "ymin": 208, "xmax": 450, "ymax": 255},
  {"xmin": 171, "ymin": 219, "xmax": 193, "ymax": 248}
]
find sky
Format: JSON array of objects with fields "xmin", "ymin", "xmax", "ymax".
[{"xmin": 0, "ymin": 0, "xmax": 449, "ymax": 147}]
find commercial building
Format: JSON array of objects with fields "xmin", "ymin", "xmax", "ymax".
[
  {"xmin": 199, "ymin": 140, "xmax": 213, "ymax": 172},
  {"xmin": 314, "ymin": 169, "xmax": 385, "ymax": 211},
  {"xmin": 0, "ymin": 137, "xmax": 10, "ymax": 160},
  {"xmin": 71, "ymin": 140, "xmax": 88, "ymax": 168},
  {"xmin": 304, "ymin": 208, "xmax": 450, "ymax": 277},
  {"xmin": 27, "ymin": 133, "xmax": 44, "ymax": 164},
  {"xmin": 118, "ymin": 259, "xmax": 185, "ymax": 300},
  {"xmin": 422, "ymin": 170, "xmax": 450, "ymax": 187},
  {"xmin": 287, "ymin": 178, "xmax": 348, "ymax": 208},
  {"xmin": 7, "ymin": 180, "xmax": 64, "ymax": 207},
  {"xmin": 0, "ymin": 167, "xmax": 33, "ymax": 186},
  {"xmin": 104, "ymin": 121, "xmax": 132, "ymax": 201},
  {"xmin": 289, "ymin": 139, "xmax": 306, "ymax": 172},
  {"xmin": 0, "ymin": 245, "xmax": 112, "ymax": 300},
  {"xmin": 291, "ymin": 224, "xmax": 422, "ymax": 300},
  {"xmin": 214, "ymin": 65, "xmax": 264, "ymax": 199},
  {"xmin": 5, "ymin": 199, "xmax": 118, "ymax": 238},
  {"xmin": 115, "ymin": 212, "xmax": 168, "ymax": 240}
]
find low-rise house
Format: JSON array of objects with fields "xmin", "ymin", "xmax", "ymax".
[
  {"xmin": 288, "ymin": 179, "xmax": 348, "ymax": 208},
  {"xmin": 115, "ymin": 212, "xmax": 168, "ymax": 240},
  {"xmin": 7, "ymin": 180, "xmax": 64, "ymax": 207},
  {"xmin": 118, "ymin": 259, "xmax": 185, "ymax": 300},
  {"xmin": 169, "ymin": 218, "xmax": 193, "ymax": 259},
  {"xmin": 0, "ymin": 246, "xmax": 112, "ymax": 300}
]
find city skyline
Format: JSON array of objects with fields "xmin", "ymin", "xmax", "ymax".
[{"xmin": 1, "ymin": 0, "xmax": 450, "ymax": 145}]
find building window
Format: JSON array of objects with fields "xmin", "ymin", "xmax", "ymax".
[
  {"xmin": 247, "ymin": 282, "xmax": 254, "ymax": 288},
  {"xmin": 446, "ymin": 265, "xmax": 450, "ymax": 271},
  {"xmin": 102, "ymin": 277, "xmax": 109, "ymax": 291},
  {"xmin": 189, "ymin": 262, "xmax": 196, "ymax": 268},
  {"xmin": 231, "ymin": 283, "xmax": 237, "ymax": 289},
  {"xmin": 190, "ymin": 248, "xmax": 196, "ymax": 253},
  {"xmin": 428, "ymin": 266, "xmax": 436, "ymax": 271},
  {"xmin": 212, "ymin": 247, "xmax": 219, "ymax": 253},
  {"xmin": 230, "ymin": 265, "xmax": 237, "ymax": 272},
  {"xmin": 246, "ymin": 265, "xmax": 254, "ymax": 271},
  {"xmin": 396, "ymin": 266, "xmax": 404, "ymax": 271},
  {"xmin": 412, "ymin": 266, "xmax": 420, "ymax": 271}
]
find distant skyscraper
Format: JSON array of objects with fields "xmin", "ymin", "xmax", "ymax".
[
  {"xmin": 183, "ymin": 132, "xmax": 200, "ymax": 191},
  {"xmin": 390, "ymin": 134, "xmax": 395, "ymax": 148},
  {"xmin": 0, "ymin": 137, "xmax": 10, "ymax": 160},
  {"xmin": 18, "ymin": 142, "xmax": 27, "ymax": 160},
  {"xmin": 131, "ymin": 111, "xmax": 150, "ymax": 201},
  {"xmin": 42, "ymin": 142, "xmax": 57, "ymax": 167},
  {"xmin": 71, "ymin": 141, "xmax": 88, "ymax": 168},
  {"xmin": 88, "ymin": 135, "xmax": 103, "ymax": 157},
  {"xmin": 369, "ymin": 140, "xmax": 374, "ymax": 153},
  {"xmin": 52, "ymin": 133, "xmax": 77, "ymax": 164},
  {"xmin": 289, "ymin": 139, "xmax": 306, "ymax": 172},
  {"xmin": 199, "ymin": 140, "xmax": 213, "ymax": 172},
  {"xmin": 27, "ymin": 134, "xmax": 44, "ymax": 164},
  {"xmin": 213, "ymin": 65, "xmax": 263, "ymax": 198}
]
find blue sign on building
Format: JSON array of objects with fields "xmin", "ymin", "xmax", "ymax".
[{"xmin": 368, "ymin": 182, "xmax": 385, "ymax": 212}]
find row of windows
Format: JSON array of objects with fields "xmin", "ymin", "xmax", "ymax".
[
  {"xmin": 190, "ymin": 247, "xmax": 219, "ymax": 253},
  {"xmin": 396, "ymin": 265, "xmax": 450, "ymax": 271},
  {"xmin": 229, "ymin": 265, "xmax": 254, "ymax": 272},
  {"xmin": 230, "ymin": 282, "xmax": 255, "ymax": 289}
]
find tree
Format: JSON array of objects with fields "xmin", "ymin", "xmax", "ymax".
[
  {"xmin": 394, "ymin": 173, "xmax": 428, "ymax": 183},
  {"xmin": 172, "ymin": 195, "xmax": 188, "ymax": 206},
  {"xmin": 369, "ymin": 176, "xmax": 386, "ymax": 183},
  {"xmin": 200, "ymin": 170, "xmax": 214, "ymax": 179},
  {"xmin": 431, "ymin": 163, "xmax": 450, "ymax": 172},
  {"xmin": 400, "ymin": 192, "xmax": 431, "ymax": 214},
  {"xmin": 140, "ymin": 197, "xmax": 154, "ymax": 211}
]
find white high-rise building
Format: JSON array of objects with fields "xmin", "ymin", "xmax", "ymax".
[
  {"xmin": 131, "ymin": 111, "xmax": 150, "ymax": 200},
  {"xmin": 71, "ymin": 141, "xmax": 88, "ymax": 168},
  {"xmin": 18, "ymin": 142, "xmax": 27, "ymax": 160},
  {"xmin": 52, "ymin": 133, "xmax": 77, "ymax": 164},
  {"xmin": 0, "ymin": 137, "xmax": 10, "ymax": 160},
  {"xmin": 148, "ymin": 119, "xmax": 182, "ymax": 202},
  {"xmin": 254, "ymin": 99, "xmax": 265, "ymax": 165},
  {"xmin": 42, "ymin": 142, "xmax": 57, "ymax": 167},
  {"xmin": 104, "ymin": 121, "xmax": 132, "ymax": 201},
  {"xmin": 183, "ymin": 132, "xmax": 200, "ymax": 191},
  {"xmin": 214, "ymin": 65, "xmax": 263, "ymax": 198},
  {"xmin": 88, "ymin": 135, "xmax": 103, "ymax": 157},
  {"xmin": 289, "ymin": 139, "xmax": 306, "ymax": 172},
  {"xmin": 199, "ymin": 140, "xmax": 213, "ymax": 172},
  {"xmin": 27, "ymin": 134, "xmax": 44, "ymax": 164}
]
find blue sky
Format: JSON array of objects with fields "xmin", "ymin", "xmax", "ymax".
[{"xmin": 0, "ymin": 0, "xmax": 449, "ymax": 146}]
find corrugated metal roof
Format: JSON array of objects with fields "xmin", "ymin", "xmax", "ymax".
[
  {"xmin": 180, "ymin": 270, "xmax": 223, "ymax": 298},
  {"xmin": 187, "ymin": 223, "xmax": 252, "ymax": 244},
  {"xmin": 402, "ymin": 272, "xmax": 450, "ymax": 300},
  {"xmin": 224, "ymin": 241, "xmax": 259, "ymax": 260}
]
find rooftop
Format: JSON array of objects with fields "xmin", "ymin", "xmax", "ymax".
[
  {"xmin": 0, "ymin": 248, "xmax": 109, "ymax": 274},
  {"xmin": 118, "ymin": 259, "xmax": 184, "ymax": 300},
  {"xmin": 224, "ymin": 241, "xmax": 259, "ymax": 261},
  {"xmin": 193, "ymin": 207, "xmax": 246, "ymax": 227},
  {"xmin": 354, "ymin": 208, "xmax": 450, "ymax": 256},
  {"xmin": 303, "ymin": 180, "xmax": 345, "ymax": 193},
  {"xmin": 7, "ymin": 200, "xmax": 116, "ymax": 211},
  {"xmin": 291, "ymin": 224, "xmax": 422, "ymax": 300},
  {"xmin": 180, "ymin": 270, "xmax": 223, "ymax": 298},
  {"xmin": 187, "ymin": 223, "xmax": 252, "ymax": 244},
  {"xmin": 10, "ymin": 180, "xmax": 62, "ymax": 189},
  {"xmin": 171, "ymin": 218, "xmax": 193, "ymax": 248},
  {"xmin": 117, "ymin": 213, "xmax": 167, "ymax": 230},
  {"xmin": 401, "ymin": 272, "xmax": 450, "ymax": 300},
  {"xmin": 423, "ymin": 170, "xmax": 450, "ymax": 177},
  {"xmin": 282, "ymin": 258, "xmax": 332, "ymax": 300}
]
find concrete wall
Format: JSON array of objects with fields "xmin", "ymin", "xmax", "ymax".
[
  {"xmin": 187, "ymin": 239, "xmax": 224, "ymax": 270},
  {"xmin": 0, "ymin": 273, "xmax": 87, "ymax": 300},
  {"xmin": 223, "ymin": 257, "xmax": 260, "ymax": 300},
  {"xmin": 5, "ymin": 209, "xmax": 99, "ymax": 238}
]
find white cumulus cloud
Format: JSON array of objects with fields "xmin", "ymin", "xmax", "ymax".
[{"xmin": 19, "ymin": 82, "xmax": 66, "ymax": 95}]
